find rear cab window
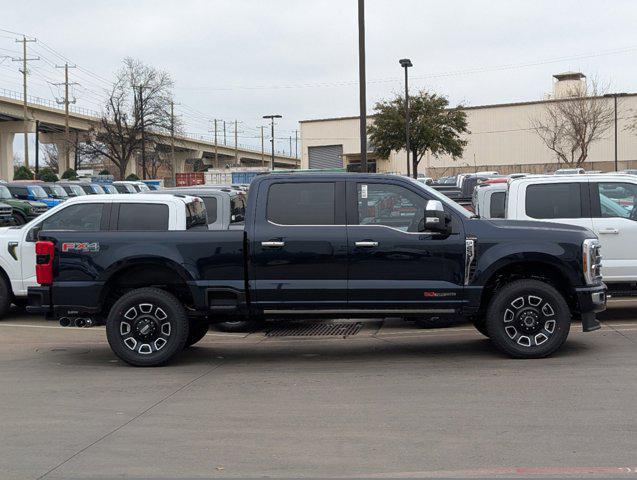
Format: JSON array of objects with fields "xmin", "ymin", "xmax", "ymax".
[
  {"xmin": 230, "ymin": 195, "xmax": 246, "ymax": 224},
  {"xmin": 490, "ymin": 191, "xmax": 506, "ymax": 218},
  {"xmin": 186, "ymin": 200, "xmax": 208, "ymax": 229}
]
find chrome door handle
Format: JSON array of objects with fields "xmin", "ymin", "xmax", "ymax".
[
  {"xmin": 355, "ymin": 241, "xmax": 378, "ymax": 247},
  {"xmin": 261, "ymin": 241, "xmax": 285, "ymax": 248},
  {"xmin": 598, "ymin": 228, "xmax": 619, "ymax": 234}
]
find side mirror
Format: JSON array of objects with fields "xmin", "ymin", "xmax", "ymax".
[
  {"xmin": 419, "ymin": 200, "xmax": 451, "ymax": 234},
  {"xmin": 26, "ymin": 225, "xmax": 41, "ymax": 242}
]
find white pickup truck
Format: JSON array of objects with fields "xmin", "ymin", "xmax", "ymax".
[
  {"xmin": 477, "ymin": 174, "xmax": 637, "ymax": 295},
  {"xmin": 0, "ymin": 193, "xmax": 206, "ymax": 317}
]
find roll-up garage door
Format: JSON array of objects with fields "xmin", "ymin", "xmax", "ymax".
[{"xmin": 308, "ymin": 145, "xmax": 343, "ymax": 169}]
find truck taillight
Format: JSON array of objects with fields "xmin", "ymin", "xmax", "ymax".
[{"xmin": 35, "ymin": 241, "xmax": 55, "ymax": 285}]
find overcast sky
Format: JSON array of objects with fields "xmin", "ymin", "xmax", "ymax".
[{"xmin": 2, "ymin": 0, "xmax": 637, "ymax": 154}]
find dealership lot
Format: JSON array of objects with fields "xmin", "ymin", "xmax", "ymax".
[{"xmin": 1, "ymin": 307, "xmax": 636, "ymax": 479}]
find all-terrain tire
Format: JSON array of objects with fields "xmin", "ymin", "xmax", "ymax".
[
  {"xmin": 106, "ymin": 287, "xmax": 189, "ymax": 367},
  {"xmin": 185, "ymin": 321, "xmax": 209, "ymax": 347},
  {"xmin": 13, "ymin": 212, "xmax": 26, "ymax": 226},
  {"xmin": 486, "ymin": 279, "xmax": 570, "ymax": 358}
]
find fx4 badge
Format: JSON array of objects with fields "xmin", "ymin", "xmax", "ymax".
[{"xmin": 61, "ymin": 242, "xmax": 100, "ymax": 253}]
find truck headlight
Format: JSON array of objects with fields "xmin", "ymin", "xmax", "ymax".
[{"xmin": 583, "ymin": 239, "xmax": 602, "ymax": 285}]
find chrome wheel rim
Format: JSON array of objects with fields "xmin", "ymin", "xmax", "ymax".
[
  {"xmin": 503, "ymin": 295, "xmax": 556, "ymax": 348},
  {"xmin": 119, "ymin": 303, "xmax": 170, "ymax": 355}
]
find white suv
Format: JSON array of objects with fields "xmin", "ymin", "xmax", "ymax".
[{"xmin": 0, "ymin": 194, "xmax": 205, "ymax": 317}]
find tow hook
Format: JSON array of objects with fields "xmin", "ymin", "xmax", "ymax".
[{"xmin": 59, "ymin": 317, "xmax": 95, "ymax": 328}]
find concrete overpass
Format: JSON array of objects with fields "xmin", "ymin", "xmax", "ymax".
[{"xmin": 0, "ymin": 92, "xmax": 299, "ymax": 180}]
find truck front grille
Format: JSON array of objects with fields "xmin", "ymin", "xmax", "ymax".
[{"xmin": 0, "ymin": 207, "xmax": 12, "ymax": 216}]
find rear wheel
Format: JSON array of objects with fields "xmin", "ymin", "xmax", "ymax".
[
  {"xmin": 486, "ymin": 279, "xmax": 570, "ymax": 358},
  {"xmin": 106, "ymin": 287, "xmax": 189, "ymax": 366},
  {"xmin": 185, "ymin": 321, "xmax": 209, "ymax": 347}
]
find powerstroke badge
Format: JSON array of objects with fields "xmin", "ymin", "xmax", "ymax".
[{"xmin": 61, "ymin": 242, "xmax": 100, "ymax": 253}]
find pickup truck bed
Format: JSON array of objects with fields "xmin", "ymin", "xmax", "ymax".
[{"xmin": 29, "ymin": 173, "xmax": 606, "ymax": 366}]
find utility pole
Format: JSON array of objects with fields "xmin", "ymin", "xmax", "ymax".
[
  {"xmin": 34, "ymin": 120, "xmax": 39, "ymax": 174},
  {"xmin": 289, "ymin": 136, "xmax": 292, "ymax": 157},
  {"xmin": 170, "ymin": 101, "xmax": 176, "ymax": 181},
  {"xmin": 295, "ymin": 130, "xmax": 298, "ymax": 159},
  {"xmin": 223, "ymin": 120, "xmax": 227, "ymax": 145},
  {"xmin": 263, "ymin": 115, "xmax": 282, "ymax": 171},
  {"xmin": 357, "ymin": 0, "xmax": 367, "ymax": 173},
  {"xmin": 54, "ymin": 63, "xmax": 78, "ymax": 171},
  {"xmin": 234, "ymin": 120, "xmax": 238, "ymax": 165},
  {"xmin": 13, "ymin": 36, "xmax": 38, "ymax": 170},
  {"xmin": 213, "ymin": 119, "xmax": 218, "ymax": 168},
  {"xmin": 261, "ymin": 126, "xmax": 265, "ymax": 167},
  {"xmin": 138, "ymin": 85, "xmax": 146, "ymax": 179}
]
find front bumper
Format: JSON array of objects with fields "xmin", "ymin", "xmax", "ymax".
[{"xmin": 574, "ymin": 283, "xmax": 607, "ymax": 332}]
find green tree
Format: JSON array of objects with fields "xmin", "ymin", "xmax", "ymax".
[
  {"xmin": 125, "ymin": 173, "xmax": 140, "ymax": 181},
  {"xmin": 35, "ymin": 167, "xmax": 59, "ymax": 182},
  {"xmin": 61, "ymin": 168, "xmax": 78, "ymax": 180},
  {"xmin": 13, "ymin": 166, "xmax": 34, "ymax": 180},
  {"xmin": 367, "ymin": 90, "xmax": 469, "ymax": 178}
]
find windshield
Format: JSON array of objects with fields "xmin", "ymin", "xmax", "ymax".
[
  {"xmin": 407, "ymin": 177, "xmax": 473, "ymax": 218},
  {"xmin": 70, "ymin": 185, "xmax": 86, "ymax": 196},
  {"xmin": 0, "ymin": 185, "xmax": 12, "ymax": 200},
  {"xmin": 103, "ymin": 184, "xmax": 118, "ymax": 194},
  {"xmin": 137, "ymin": 183, "xmax": 151, "ymax": 192},
  {"xmin": 91, "ymin": 185, "xmax": 105, "ymax": 194},
  {"xmin": 28, "ymin": 186, "xmax": 48, "ymax": 199},
  {"xmin": 49, "ymin": 185, "xmax": 69, "ymax": 198}
]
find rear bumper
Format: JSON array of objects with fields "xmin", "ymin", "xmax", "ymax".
[{"xmin": 574, "ymin": 283, "xmax": 607, "ymax": 332}]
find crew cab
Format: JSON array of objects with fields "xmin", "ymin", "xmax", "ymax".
[
  {"xmin": 504, "ymin": 174, "xmax": 637, "ymax": 297},
  {"xmin": 28, "ymin": 173, "xmax": 606, "ymax": 366},
  {"xmin": 0, "ymin": 194, "xmax": 206, "ymax": 318}
]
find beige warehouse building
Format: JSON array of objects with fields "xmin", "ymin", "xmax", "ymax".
[{"xmin": 299, "ymin": 73, "xmax": 637, "ymax": 178}]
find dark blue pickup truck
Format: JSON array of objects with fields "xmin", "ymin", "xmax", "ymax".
[{"xmin": 28, "ymin": 173, "xmax": 606, "ymax": 366}]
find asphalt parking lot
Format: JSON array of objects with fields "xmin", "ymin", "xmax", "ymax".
[{"xmin": 1, "ymin": 305, "xmax": 636, "ymax": 479}]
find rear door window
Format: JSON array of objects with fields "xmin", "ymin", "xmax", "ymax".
[
  {"xmin": 116, "ymin": 203, "xmax": 169, "ymax": 231},
  {"xmin": 525, "ymin": 183, "xmax": 582, "ymax": 219},
  {"xmin": 267, "ymin": 183, "xmax": 334, "ymax": 225}
]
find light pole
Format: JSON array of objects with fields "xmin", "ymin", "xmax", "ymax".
[
  {"xmin": 358, "ymin": 0, "xmax": 367, "ymax": 173},
  {"xmin": 399, "ymin": 58, "xmax": 413, "ymax": 177},
  {"xmin": 263, "ymin": 114, "xmax": 282, "ymax": 170}
]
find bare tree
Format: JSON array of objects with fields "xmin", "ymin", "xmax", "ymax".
[
  {"xmin": 80, "ymin": 58, "xmax": 178, "ymax": 179},
  {"xmin": 531, "ymin": 80, "xmax": 614, "ymax": 167},
  {"xmin": 41, "ymin": 143, "xmax": 59, "ymax": 172}
]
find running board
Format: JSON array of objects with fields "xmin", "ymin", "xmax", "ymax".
[{"xmin": 263, "ymin": 309, "xmax": 456, "ymax": 315}]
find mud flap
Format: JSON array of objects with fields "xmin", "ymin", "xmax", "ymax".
[{"xmin": 581, "ymin": 312, "xmax": 601, "ymax": 332}]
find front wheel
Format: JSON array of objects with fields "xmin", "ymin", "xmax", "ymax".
[
  {"xmin": 106, "ymin": 287, "xmax": 189, "ymax": 366},
  {"xmin": 486, "ymin": 279, "xmax": 571, "ymax": 358},
  {"xmin": 13, "ymin": 213, "xmax": 25, "ymax": 226}
]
